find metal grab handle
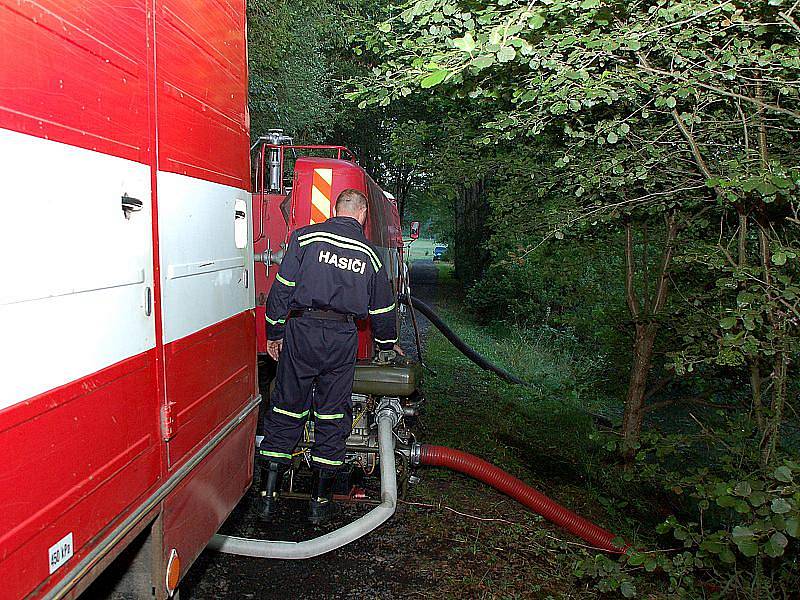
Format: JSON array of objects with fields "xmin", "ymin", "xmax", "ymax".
[{"xmin": 121, "ymin": 194, "xmax": 143, "ymax": 219}]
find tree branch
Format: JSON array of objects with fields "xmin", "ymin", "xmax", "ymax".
[
  {"xmin": 637, "ymin": 54, "xmax": 718, "ymax": 182},
  {"xmin": 644, "ymin": 375, "xmax": 674, "ymax": 401},
  {"xmin": 636, "ymin": 2, "xmax": 733, "ymax": 40},
  {"xmin": 779, "ymin": 11, "xmax": 800, "ymax": 37},
  {"xmin": 643, "ymin": 221, "xmax": 651, "ymax": 315},
  {"xmin": 625, "ymin": 219, "xmax": 641, "ymax": 320},
  {"xmin": 652, "ymin": 211, "xmax": 678, "ymax": 315},
  {"xmin": 620, "ymin": 55, "xmax": 800, "ymax": 121}
]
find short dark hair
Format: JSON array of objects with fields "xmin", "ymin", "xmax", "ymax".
[{"xmin": 335, "ymin": 188, "xmax": 368, "ymax": 213}]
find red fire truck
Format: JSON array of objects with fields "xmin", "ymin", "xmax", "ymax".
[{"xmin": 0, "ymin": 1, "xmax": 256, "ymax": 597}]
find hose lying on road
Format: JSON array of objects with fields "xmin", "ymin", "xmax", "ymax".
[
  {"xmin": 400, "ymin": 294, "xmax": 529, "ymax": 386},
  {"xmin": 208, "ymin": 404, "xmax": 399, "ymax": 559},
  {"xmin": 416, "ymin": 444, "xmax": 628, "ymax": 554}
]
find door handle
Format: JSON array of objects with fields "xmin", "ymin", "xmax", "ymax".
[
  {"xmin": 144, "ymin": 286, "xmax": 152, "ymax": 316},
  {"xmin": 122, "ymin": 194, "xmax": 143, "ymax": 219}
]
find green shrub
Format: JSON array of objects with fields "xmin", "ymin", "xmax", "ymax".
[{"xmin": 585, "ymin": 416, "xmax": 800, "ymax": 598}]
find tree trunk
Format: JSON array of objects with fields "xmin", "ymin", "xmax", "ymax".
[
  {"xmin": 622, "ymin": 322, "xmax": 658, "ymax": 460},
  {"xmin": 738, "ymin": 210, "xmax": 748, "ymax": 267},
  {"xmin": 453, "ymin": 177, "xmax": 489, "ymax": 283},
  {"xmin": 620, "ymin": 214, "xmax": 677, "ymax": 461},
  {"xmin": 754, "ymin": 222, "xmax": 790, "ymax": 467},
  {"xmin": 392, "ymin": 161, "xmax": 413, "ymax": 221},
  {"xmin": 750, "ymin": 362, "xmax": 764, "ymax": 430},
  {"xmin": 761, "ymin": 350, "xmax": 788, "ymax": 467},
  {"xmin": 753, "ymin": 76, "xmax": 787, "ymax": 466}
]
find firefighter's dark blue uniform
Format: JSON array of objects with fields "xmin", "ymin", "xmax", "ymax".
[{"xmin": 259, "ymin": 216, "xmax": 398, "ymax": 470}]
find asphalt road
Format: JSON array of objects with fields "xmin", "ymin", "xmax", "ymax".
[{"xmin": 400, "ymin": 260, "xmax": 438, "ymax": 362}]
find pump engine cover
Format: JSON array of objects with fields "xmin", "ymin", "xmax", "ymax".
[{"xmin": 352, "ymin": 359, "xmax": 422, "ymax": 397}]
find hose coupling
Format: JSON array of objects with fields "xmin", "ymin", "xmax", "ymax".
[
  {"xmin": 254, "ymin": 248, "xmax": 286, "ymax": 265},
  {"xmin": 270, "ymin": 248, "xmax": 286, "ymax": 265},
  {"xmin": 375, "ymin": 397, "xmax": 403, "ymax": 429},
  {"xmin": 409, "ymin": 443, "xmax": 423, "ymax": 467}
]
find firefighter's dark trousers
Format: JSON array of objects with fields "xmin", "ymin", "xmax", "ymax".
[{"xmin": 259, "ymin": 317, "xmax": 358, "ymax": 471}]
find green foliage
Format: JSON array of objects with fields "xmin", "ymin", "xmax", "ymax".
[
  {"xmin": 428, "ymin": 301, "xmax": 607, "ymax": 416},
  {"xmin": 248, "ymin": 0, "xmax": 340, "ymax": 141},
  {"xmin": 351, "ymin": 0, "xmax": 800, "ymax": 450},
  {"xmin": 350, "ymin": 0, "xmax": 800, "ymax": 258},
  {"xmin": 466, "ymin": 238, "xmax": 630, "ymax": 386},
  {"xmin": 342, "ymin": 0, "xmax": 800, "ymax": 595},
  {"xmin": 642, "ymin": 420, "xmax": 800, "ymax": 595},
  {"xmin": 671, "ymin": 234, "xmax": 800, "ymax": 375},
  {"xmin": 570, "ymin": 415, "xmax": 800, "ymax": 597}
]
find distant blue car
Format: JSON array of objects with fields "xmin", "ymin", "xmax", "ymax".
[{"xmin": 433, "ymin": 246, "xmax": 447, "ymax": 261}]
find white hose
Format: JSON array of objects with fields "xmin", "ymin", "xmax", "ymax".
[{"xmin": 207, "ymin": 410, "xmax": 398, "ymax": 559}]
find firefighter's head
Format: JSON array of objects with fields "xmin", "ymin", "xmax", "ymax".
[{"xmin": 333, "ymin": 189, "xmax": 368, "ymax": 226}]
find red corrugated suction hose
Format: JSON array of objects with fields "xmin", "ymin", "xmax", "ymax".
[{"xmin": 418, "ymin": 445, "xmax": 628, "ymax": 554}]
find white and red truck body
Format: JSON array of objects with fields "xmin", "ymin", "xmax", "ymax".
[{"xmin": 0, "ymin": 1, "xmax": 257, "ymax": 597}]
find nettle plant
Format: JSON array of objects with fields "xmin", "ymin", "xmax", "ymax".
[
  {"xmin": 647, "ymin": 428, "xmax": 800, "ymax": 555},
  {"xmin": 581, "ymin": 425, "xmax": 800, "ymax": 596},
  {"xmin": 661, "ymin": 463, "xmax": 799, "ymax": 562}
]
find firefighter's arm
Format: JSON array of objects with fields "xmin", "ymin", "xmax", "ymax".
[
  {"xmin": 368, "ymin": 263, "xmax": 398, "ymax": 352},
  {"xmin": 265, "ymin": 232, "xmax": 301, "ymax": 340}
]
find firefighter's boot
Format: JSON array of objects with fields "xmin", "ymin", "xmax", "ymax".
[
  {"xmin": 308, "ymin": 468, "xmax": 337, "ymax": 526},
  {"xmin": 258, "ymin": 462, "xmax": 286, "ymax": 523}
]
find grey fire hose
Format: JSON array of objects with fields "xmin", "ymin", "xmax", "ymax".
[{"xmin": 208, "ymin": 399, "xmax": 401, "ymax": 559}]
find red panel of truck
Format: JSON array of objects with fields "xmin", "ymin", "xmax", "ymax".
[
  {"xmin": 0, "ymin": 1, "xmax": 255, "ymax": 597},
  {"xmin": 155, "ymin": 0, "xmax": 250, "ymax": 189}
]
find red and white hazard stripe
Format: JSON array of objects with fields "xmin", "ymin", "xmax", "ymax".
[{"xmin": 311, "ymin": 168, "xmax": 333, "ymax": 224}]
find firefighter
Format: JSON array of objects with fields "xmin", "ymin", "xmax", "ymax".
[{"xmin": 258, "ymin": 188, "xmax": 399, "ymax": 525}]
